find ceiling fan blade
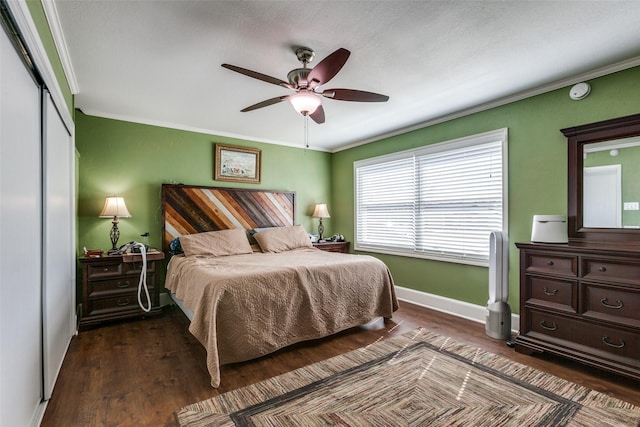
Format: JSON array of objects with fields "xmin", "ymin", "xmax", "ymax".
[
  {"xmin": 309, "ymin": 105, "xmax": 325, "ymax": 124},
  {"xmin": 307, "ymin": 48, "xmax": 350, "ymax": 87},
  {"xmin": 222, "ymin": 64, "xmax": 292, "ymax": 89},
  {"xmin": 322, "ymin": 88, "xmax": 389, "ymax": 102},
  {"xmin": 241, "ymin": 96, "xmax": 289, "ymax": 112}
]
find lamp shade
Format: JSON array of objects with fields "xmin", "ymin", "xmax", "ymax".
[
  {"xmin": 312, "ymin": 203, "xmax": 330, "ymax": 219},
  {"xmin": 289, "ymin": 91, "xmax": 321, "ymax": 115},
  {"xmin": 99, "ymin": 196, "xmax": 131, "ymax": 218}
]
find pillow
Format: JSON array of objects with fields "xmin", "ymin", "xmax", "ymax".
[
  {"xmin": 179, "ymin": 228, "xmax": 253, "ymax": 257},
  {"xmin": 253, "ymin": 225, "xmax": 313, "ymax": 253},
  {"xmin": 168, "ymin": 237, "xmax": 183, "ymax": 255},
  {"xmin": 247, "ymin": 227, "xmax": 276, "ymax": 245}
]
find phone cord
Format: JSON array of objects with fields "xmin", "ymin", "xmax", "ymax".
[{"xmin": 137, "ymin": 244, "xmax": 152, "ymax": 312}]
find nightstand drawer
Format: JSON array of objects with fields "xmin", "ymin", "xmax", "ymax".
[
  {"xmin": 313, "ymin": 241, "xmax": 350, "ymax": 253},
  {"xmin": 525, "ymin": 253, "xmax": 577, "ymax": 277},
  {"xmin": 87, "ymin": 277, "xmax": 154, "ymax": 299},
  {"xmin": 123, "ymin": 261, "xmax": 156, "ymax": 275},
  {"xmin": 84, "ymin": 296, "xmax": 148, "ymax": 317},
  {"xmin": 87, "ymin": 261, "xmax": 123, "ymax": 279},
  {"xmin": 525, "ymin": 275, "xmax": 577, "ymax": 313}
]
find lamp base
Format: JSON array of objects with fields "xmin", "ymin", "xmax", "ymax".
[
  {"xmin": 318, "ymin": 218, "xmax": 325, "ymax": 241},
  {"xmin": 109, "ymin": 217, "xmax": 121, "ymax": 254}
]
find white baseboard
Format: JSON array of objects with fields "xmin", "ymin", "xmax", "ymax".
[{"xmin": 395, "ymin": 285, "xmax": 520, "ymax": 333}]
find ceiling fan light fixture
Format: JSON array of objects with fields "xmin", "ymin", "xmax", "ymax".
[{"xmin": 289, "ymin": 91, "xmax": 321, "ymax": 115}]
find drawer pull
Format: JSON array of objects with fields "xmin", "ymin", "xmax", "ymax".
[
  {"xmin": 543, "ymin": 287, "xmax": 558, "ymax": 296},
  {"xmin": 103, "ymin": 267, "xmax": 110, "ymax": 272},
  {"xmin": 117, "ymin": 281, "xmax": 130, "ymax": 289},
  {"xmin": 539, "ymin": 320, "xmax": 557, "ymax": 331},
  {"xmin": 117, "ymin": 298, "xmax": 130, "ymax": 306},
  {"xmin": 600, "ymin": 298, "xmax": 623, "ymax": 310},
  {"xmin": 546, "ymin": 261, "xmax": 554, "ymax": 266},
  {"xmin": 598, "ymin": 266, "xmax": 607, "ymax": 272},
  {"xmin": 602, "ymin": 336, "xmax": 625, "ymax": 348}
]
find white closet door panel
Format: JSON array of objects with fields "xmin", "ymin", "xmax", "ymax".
[
  {"xmin": 0, "ymin": 26, "xmax": 44, "ymax": 427},
  {"xmin": 42, "ymin": 93, "xmax": 74, "ymax": 400}
]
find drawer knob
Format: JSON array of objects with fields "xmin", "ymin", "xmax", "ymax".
[
  {"xmin": 602, "ymin": 336, "xmax": 625, "ymax": 349},
  {"xmin": 117, "ymin": 298, "xmax": 130, "ymax": 306},
  {"xmin": 546, "ymin": 261, "xmax": 554, "ymax": 266},
  {"xmin": 543, "ymin": 287, "xmax": 558, "ymax": 296},
  {"xmin": 598, "ymin": 266, "xmax": 607, "ymax": 272},
  {"xmin": 539, "ymin": 320, "xmax": 558, "ymax": 331},
  {"xmin": 103, "ymin": 267, "xmax": 109, "ymax": 272},
  {"xmin": 117, "ymin": 281, "xmax": 130, "ymax": 288},
  {"xmin": 600, "ymin": 298, "xmax": 624, "ymax": 310}
]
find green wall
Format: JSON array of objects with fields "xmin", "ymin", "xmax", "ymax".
[
  {"xmin": 331, "ymin": 66, "xmax": 640, "ymax": 311},
  {"xmin": 75, "ymin": 112, "xmax": 332, "ymax": 255}
]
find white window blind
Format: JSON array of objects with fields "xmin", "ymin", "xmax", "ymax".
[{"xmin": 355, "ymin": 129, "xmax": 507, "ymax": 266}]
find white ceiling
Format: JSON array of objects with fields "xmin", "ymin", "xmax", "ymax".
[{"xmin": 48, "ymin": 1, "xmax": 640, "ymax": 152}]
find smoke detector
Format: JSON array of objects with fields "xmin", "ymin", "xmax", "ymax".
[{"xmin": 569, "ymin": 82, "xmax": 591, "ymax": 100}]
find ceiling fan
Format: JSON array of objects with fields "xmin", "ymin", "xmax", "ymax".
[{"xmin": 222, "ymin": 47, "xmax": 389, "ymax": 124}]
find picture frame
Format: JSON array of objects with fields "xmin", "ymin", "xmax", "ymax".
[{"xmin": 214, "ymin": 143, "xmax": 262, "ymax": 184}]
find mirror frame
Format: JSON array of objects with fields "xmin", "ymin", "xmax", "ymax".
[{"xmin": 561, "ymin": 113, "xmax": 640, "ymax": 243}]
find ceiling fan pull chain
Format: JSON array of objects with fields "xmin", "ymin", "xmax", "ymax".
[{"xmin": 304, "ymin": 114, "xmax": 309, "ymax": 148}]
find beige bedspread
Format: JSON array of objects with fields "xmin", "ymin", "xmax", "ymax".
[{"xmin": 164, "ymin": 248, "xmax": 398, "ymax": 387}]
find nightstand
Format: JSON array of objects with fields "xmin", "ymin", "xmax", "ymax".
[
  {"xmin": 79, "ymin": 251, "xmax": 164, "ymax": 329},
  {"xmin": 313, "ymin": 241, "xmax": 350, "ymax": 253}
]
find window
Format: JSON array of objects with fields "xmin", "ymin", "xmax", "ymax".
[{"xmin": 354, "ymin": 129, "xmax": 507, "ymax": 266}]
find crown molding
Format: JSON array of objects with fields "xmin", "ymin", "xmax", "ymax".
[{"xmin": 40, "ymin": 0, "xmax": 78, "ymax": 94}]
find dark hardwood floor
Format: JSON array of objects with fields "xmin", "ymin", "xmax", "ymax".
[{"xmin": 41, "ymin": 301, "xmax": 640, "ymax": 426}]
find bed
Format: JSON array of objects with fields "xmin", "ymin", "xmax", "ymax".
[{"xmin": 162, "ymin": 184, "xmax": 398, "ymax": 387}]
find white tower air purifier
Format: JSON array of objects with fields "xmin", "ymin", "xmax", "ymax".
[{"xmin": 486, "ymin": 231, "xmax": 511, "ymax": 340}]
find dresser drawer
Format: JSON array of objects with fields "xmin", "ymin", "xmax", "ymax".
[
  {"xmin": 582, "ymin": 258, "xmax": 640, "ymax": 286},
  {"xmin": 528, "ymin": 309, "xmax": 639, "ymax": 360},
  {"xmin": 582, "ymin": 283, "xmax": 640, "ymax": 328},
  {"xmin": 525, "ymin": 253, "xmax": 577, "ymax": 277},
  {"xmin": 524, "ymin": 275, "xmax": 577, "ymax": 313},
  {"xmin": 87, "ymin": 277, "xmax": 154, "ymax": 299}
]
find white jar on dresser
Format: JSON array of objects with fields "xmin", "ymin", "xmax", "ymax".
[{"xmin": 514, "ymin": 241, "xmax": 640, "ymax": 380}]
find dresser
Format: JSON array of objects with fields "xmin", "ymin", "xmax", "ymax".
[
  {"xmin": 514, "ymin": 241, "xmax": 640, "ymax": 380},
  {"xmin": 79, "ymin": 252, "xmax": 164, "ymax": 329},
  {"xmin": 313, "ymin": 241, "xmax": 350, "ymax": 253}
]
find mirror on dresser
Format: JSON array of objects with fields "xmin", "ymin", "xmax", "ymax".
[{"xmin": 562, "ymin": 113, "xmax": 640, "ymax": 243}]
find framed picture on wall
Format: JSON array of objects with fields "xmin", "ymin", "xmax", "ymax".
[{"xmin": 214, "ymin": 143, "xmax": 262, "ymax": 184}]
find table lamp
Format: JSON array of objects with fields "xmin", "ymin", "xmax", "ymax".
[
  {"xmin": 312, "ymin": 203, "xmax": 330, "ymax": 241},
  {"xmin": 99, "ymin": 196, "xmax": 131, "ymax": 254}
]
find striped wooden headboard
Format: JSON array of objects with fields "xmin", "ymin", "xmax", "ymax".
[{"xmin": 161, "ymin": 184, "xmax": 296, "ymax": 252}]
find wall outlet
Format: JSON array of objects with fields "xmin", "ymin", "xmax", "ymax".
[{"xmin": 623, "ymin": 202, "xmax": 640, "ymax": 211}]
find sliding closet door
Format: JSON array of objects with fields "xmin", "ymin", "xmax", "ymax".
[
  {"xmin": 42, "ymin": 92, "xmax": 75, "ymax": 400},
  {"xmin": 0, "ymin": 23, "xmax": 44, "ymax": 427}
]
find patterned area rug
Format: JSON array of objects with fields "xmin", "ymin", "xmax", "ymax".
[{"xmin": 175, "ymin": 328, "xmax": 640, "ymax": 426}]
